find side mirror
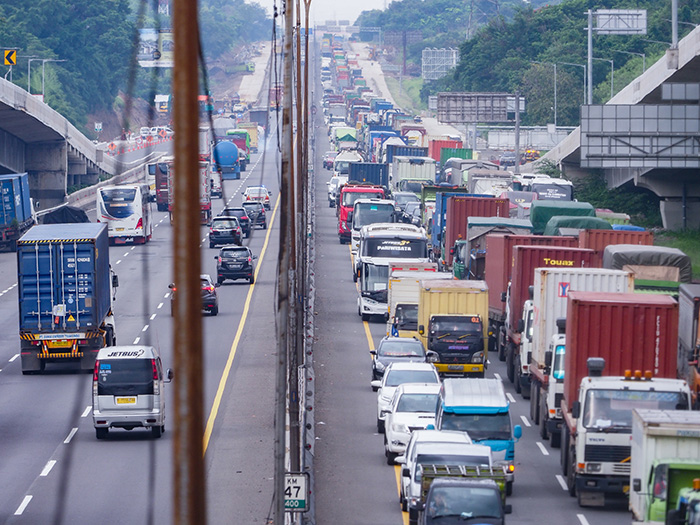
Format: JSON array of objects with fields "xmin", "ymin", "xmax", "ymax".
[
  {"xmin": 544, "ymin": 350, "xmax": 553, "ymax": 368},
  {"xmin": 500, "ymin": 291, "xmax": 507, "ymax": 303},
  {"xmin": 395, "ymin": 455, "xmax": 406, "ymax": 465},
  {"xmin": 369, "ymin": 350, "xmax": 377, "ymax": 356},
  {"xmin": 165, "ymin": 368, "xmax": 174, "ymax": 382},
  {"xmin": 418, "ymin": 325, "xmax": 425, "ymax": 335},
  {"xmin": 504, "ymin": 504, "xmax": 513, "ymax": 515},
  {"xmin": 401, "ymin": 467, "xmax": 409, "ymax": 478},
  {"xmin": 168, "ymin": 283, "xmax": 175, "ymax": 289},
  {"xmin": 253, "ymin": 255, "xmax": 258, "ymax": 260},
  {"xmin": 346, "ymin": 211, "xmax": 353, "ymax": 223},
  {"xmin": 215, "ymin": 255, "xmax": 219, "ymax": 260},
  {"xmin": 112, "ymin": 274, "xmax": 119, "ymax": 288},
  {"xmin": 370, "ymin": 380, "xmax": 381, "ymax": 390},
  {"xmin": 517, "ymin": 318, "xmax": 524, "ymax": 333},
  {"xmin": 513, "ymin": 425, "xmax": 522, "ymax": 440},
  {"xmin": 572, "ymin": 401, "xmax": 581, "ymax": 419},
  {"xmin": 633, "ymin": 478, "xmax": 641, "ymax": 493}
]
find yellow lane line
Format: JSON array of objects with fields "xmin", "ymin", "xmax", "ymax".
[{"xmin": 203, "ymin": 194, "xmax": 280, "ymax": 454}]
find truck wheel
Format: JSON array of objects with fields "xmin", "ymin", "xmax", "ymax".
[
  {"xmin": 561, "ymin": 426, "xmax": 569, "ymax": 473},
  {"xmin": 210, "ymin": 306, "xmax": 219, "ymax": 316},
  {"xmin": 352, "ymin": 270, "xmax": 357, "ymax": 282},
  {"xmin": 505, "ymin": 343, "xmax": 515, "ymax": 383},
  {"xmin": 506, "ymin": 481, "xmax": 513, "ymax": 496},
  {"xmin": 377, "ymin": 418, "xmax": 384, "ymax": 434},
  {"xmin": 540, "ymin": 394, "xmax": 549, "ymax": 440},
  {"xmin": 96, "ymin": 427, "xmax": 108, "ymax": 440},
  {"xmin": 550, "ymin": 430, "xmax": 562, "ymax": 449},
  {"xmin": 497, "ymin": 328, "xmax": 506, "ymax": 361},
  {"xmin": 408, "ymin": 507, "xmax": 418, "ymax": 525},
  {"xmin": 151, "ymin": 425, "xmax": 163, "ymax": 439},
  {"xmin": 361, "ymin": 313, "xmax": 370, "ymax": 322},
  {"xmin": 514, "ymin": 357, "xmax": 522, "ymax": 394},
  {"xmin": 530, "ymin": 384, "xmax": 540, "ymax": 424},
  {"xmin": 566, "ymin": 444, "xmax": 577, "ymax": 497}
]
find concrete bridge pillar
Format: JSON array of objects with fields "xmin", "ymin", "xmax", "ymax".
[
  {"xmin": 637, "ymin": 176, "xmax": 700, "ymax": 230},
  {"xmin": 68, "ymin": 156, "xmax": 87, "ymax": 191},
  {"xmin": 25, "ymin": 141, "xmax": 66, "ymax": 210}
]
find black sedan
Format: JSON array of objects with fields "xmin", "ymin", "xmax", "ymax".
[
  {"xmin": 219, "ymin": 207, "xmax": 251, "ymax": 238},
  {"xmin": 209, "ymin": 216, "xmax": 242, "ymax": 248},
  {"xmin": 370, "ymin": 336, "xmax": 431, "ymax": 388}
]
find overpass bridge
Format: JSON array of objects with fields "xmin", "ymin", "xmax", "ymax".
[
  {"xmin": 0, "ymin": 77, "xmax": 124, "ymax": 210},
  {"xmin": 544, "ymin": 25, "xmax": 700, "ymax": 229}
]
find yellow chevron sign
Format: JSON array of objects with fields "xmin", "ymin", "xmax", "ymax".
[{"xmin": 4, "ymin": 50, "xmax": 16, "ymax": 66}]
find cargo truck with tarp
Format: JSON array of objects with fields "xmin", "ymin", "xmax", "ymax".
[
  {"xmin": 529, "ymin": 201, "xmax": 596, "ymax": 235},
  {"xmin": 17, "ymin": 223, "xmax": 118, "ymax": 374},
  {"xmin": 542, "ymin": 216, "xmax": 613, "ymax": 236}
]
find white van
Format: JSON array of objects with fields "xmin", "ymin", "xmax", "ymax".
[{"xmin": 92, "ymin": 345, "xmax": 173, "ymax": 439}]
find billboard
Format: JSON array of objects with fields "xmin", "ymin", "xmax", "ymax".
[{"xmin": 138, "ymin": 29, "xmax": 174, "ymax": 68}]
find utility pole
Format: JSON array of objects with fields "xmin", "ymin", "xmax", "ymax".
[
  {"xmin": 514, "ymin": 91, "xmax": 521, "ymax": 175},
  {"xmin": 587, "ymin": 9, "xmax": 593, "ymax": 105},
  {"xmin": 171, "ymin": 0, "xmax": 206, "ymax": 522},
  {"xmin": 275, "ymin": 0, "xmax": 295, "ymax": 522}
]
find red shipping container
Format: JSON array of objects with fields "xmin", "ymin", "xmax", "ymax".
[
  {"xmin": 485, "ymin": 234, "xmax": 579, "ymax": 319},
  {"xmin": 508, "ymin": 246, "xmax": 595, "ymax": 334},
  {"xmin": 443, "ymin": 197, "xmax": 510, "ymax": 267},
  {"xmin": 562, "ymin": 291, "xmax": 679, "ymax": 412},
  {"xmin": 578, "ymin": 229, "xmax": 654, "ymax": 267},
  {"xmin": 428, "ymin": 139, "xmax": 463, "ymax": 162}
]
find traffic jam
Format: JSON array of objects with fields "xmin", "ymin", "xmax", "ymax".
[{"xmin": 319, "ymin": 30, "xmax": 700, "ymax": 525}]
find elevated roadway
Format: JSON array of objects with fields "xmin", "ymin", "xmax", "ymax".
[{"xmin": 545, "ymin": 25, "xmax": 700, "ymax": 228}]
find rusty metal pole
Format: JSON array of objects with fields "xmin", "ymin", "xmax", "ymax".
[
  {"xmin": 172, "ymin": 0, "xmax": 206, "ymax": 522},
  {"xmin": 276, "ymin": 0, "xmax": 295, "ymax": 522}
]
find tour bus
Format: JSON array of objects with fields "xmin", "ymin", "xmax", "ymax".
[{"xmin": 97, "ymin": 184, "xmax": 153, "ymax": 245}]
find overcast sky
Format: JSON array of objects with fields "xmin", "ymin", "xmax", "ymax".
[{"xmin": 258, "ymin": 0, "xmax": 394, "ymax": 26}]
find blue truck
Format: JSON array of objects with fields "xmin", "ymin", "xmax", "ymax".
[
  {"xmin": 347, "ymin": 162, "xmax": 389, "ymax": 188},
  {"xmin": 430, "ymin": 190, "xmax": 489, "ymax": 258},
  {"xmin": 212, "ymin": 141, "xmax": 241, "ymax": 180},
  {"xmin": 383, "ymin": 144, "xmax": 429, "ymax": 165},
  {"xmin": 0, "ymin": 173, "xmax": 35, "ymax": 252},
  {"xmin": 17, "ymin": 223, "xmax": 118, "ymax": 374}
]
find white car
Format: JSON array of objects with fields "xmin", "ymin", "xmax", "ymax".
[
  {"xmin": 396, "ymin": 430, "xmax": 491, "ymax": 513},
  {"xmin": 384, "ymin": 383, "xmax": 441, "ymax": 464},
  {"xmin": 372, "ymin": 362, "xmax": 439, "ymax": 433}
]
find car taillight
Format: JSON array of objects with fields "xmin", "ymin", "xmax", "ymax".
[
  {"xmin": 209, "ymin": 227, "xmax": 214, "ymax": 233},
  {"xmin": 151, "ymin": 359, "xmax": 158, "ymax": 380},
  {"xmin": 218, "ymin": 257, "xmax": 222, "ymax": 263},
  {"xmin": 136, "ymin": 217, "xmax": 143, "ymax": 229},
  {"xmin": 204, "ymin": 286, "xmax": 215, "ymax": 293},
  {"xmin": 248, "ymin": 257, "xmax": 252, "ymax": 263},
  {"xmin": 93, "ymin": 360, "xmax": 100, "ymax": 382}
]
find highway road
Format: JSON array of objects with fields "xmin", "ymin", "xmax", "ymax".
[{"xmin": 0, "ymin": 126, "xmax": 283, "ymax": 524}]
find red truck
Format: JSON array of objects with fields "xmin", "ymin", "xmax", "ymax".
[
  {"xmin": 484, "ymin": 234, "xmax": 579, "ymax": 359},
  {"xmin": 503, "ymin": 245, "xmax": 595, "ymax": 382},
  {"xmin": 577, "ymin": 228, "xmax": 653, "ymax": 267},
  {"xmin": 337, "ymin": 183, "xmax": 386, "ymax": 244}
]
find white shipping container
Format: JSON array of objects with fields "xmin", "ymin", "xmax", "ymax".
[
  {"xmin": 630, "ymin": 410, "xmax": 700, "ymax": 523},
  {"xmin": 386, "ymin": 267, "xmax": 451, "ymax": 333},
  {"xmin": 531, "ymin": 267, "xmax": 633, "ymax": 366},
  {"xmin": 391, "ymin": 156, "xmax": 436, "ymax": 192}
]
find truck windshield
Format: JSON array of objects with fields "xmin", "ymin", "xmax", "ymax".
[
  {"xmin": 342, "ymin": 191, "xmax": 384, "ymax": 207},
  {"xmin": 431, "ymin": 316, "xmax": 482, "ymax": 336},
  {"xmin": 399, "ymin": 180, "xmax": 429, "ymax": 194},
  {"xmin": 361, "ymin": 264, "xmax": 389, "ymax": 292},
  {"xmin": 471, "ymin": 179, "xmax": 510, "ymax": 196},
  {"xmin": 99, "ymin": 188, "xmax": 136, "ymax": 219},
  {"xmin": 353, "ymin": 203, "xmax": 395, "ymax": 228},
  {"xmin": 396, "ymin": 393, "xmax": 439, "ymax": 413},
  {"xmin": 440, "ymin": 412, "xmax": 512, "ymax": 441},
  {"xmin": 394, "ymin": 304, "xmax": 418, "ymax": 330},
  {"xmin": 426, "ymin": 486, "xmax": 502, "ymax": 521},
  {"xmin": 364, "ymin": 238, "xmax": 427, "ymax": 258},
  {"xmin": 334, "ymin": 161, "xmax": 351, "ymax": 174},
  {"xmin": 582, "ymin": 389, "xmax": 686, "ymax": 431},
  {"xmin": 532, "ymin": 183, "xmax": 573, "ymax": 201},
  {"xmin": 96, "ymin": 359, "xmax": 154, "ymax": 396}
]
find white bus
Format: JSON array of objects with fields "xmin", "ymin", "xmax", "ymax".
[{"xmin": 97, "ymin": 184, "xmax": 153, "ymax": 245}]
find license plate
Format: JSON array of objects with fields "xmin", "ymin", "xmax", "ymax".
[
  {"xmin": 116, "ymin": 228, "xmax": 125, "ymax": 231},
  {"xmin": 47, "ymin": 340, "xmax": 72, "ymax": 348},
  {"xmin": 447, "ymin": 364, "xmax": 464, "ymax": 371},
  {"xmin": 116, "ymin": 397, "xmax": 136, "ymax": 405},
  {"xmin": 228, "ymin": 264, "xmax": 242, "ymax": 269}
]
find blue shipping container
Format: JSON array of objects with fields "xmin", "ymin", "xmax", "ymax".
[
  {"xmin": 0, "ymin": 173, "xmax": 32, "ymax": 226},
  {"xmin": 431, "ymin": 191, "xmax": 491, "ymax": 252},
  {"xmin": 347, "ymin": 162, "xmax": 389, "ymax": 187},
  {"xmin": 17, "ymin": 223, "xmax": 111, "ymax": 334},
  {"xmin": 384, "ymin": 145, "xmax": 429, "ymax": 164}
]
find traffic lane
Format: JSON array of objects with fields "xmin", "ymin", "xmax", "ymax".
[
  {"xmin": 0, "ymin": 251, "xmax": 19, "ymax": 296},
  {"xmin": 313, "ymin": 156, "xmax": 403, "ymax": 522}
]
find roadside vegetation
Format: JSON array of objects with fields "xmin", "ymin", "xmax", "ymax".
[
  {"xmin": 655, "ymin": 230, "xmax": 700, "ymax": 279},
  {"xmin": 384, "ymin": 76, "xmax": 425, "ymax": 114}
]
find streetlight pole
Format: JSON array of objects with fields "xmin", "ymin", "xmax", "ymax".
[
  {"xmin": 40, "ymin": 59, "xmax": 66, "ymax": 102},
  {"xmin": 613, "ymin": 50, "xmax": 645, "ymax": 73},
  {"xmin": 592, "ymin": 57, "xmax": 614, "ymax": 100},
  {"xmin": 559, "ymin": 62, "xmax": 587, "ymax": 106},
  {"xmin": 27, "ymin": 58, "xmax": 41, "ymax": 94},
  {"xmin": 531, "ymin": 61, "xmax": 557, "ymax": 127}
]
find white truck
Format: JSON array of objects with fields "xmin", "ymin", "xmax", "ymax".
[
  {"xmin": 630, "ymin": 410, "xmax": 700, "ymax": 524},
  {"xmin": 386, "ymin": 266, "xmax": 452, "ymax": 338},
  {"xmin": 523, "ymin": 268, "xmax": 633, "ymax": 447}
]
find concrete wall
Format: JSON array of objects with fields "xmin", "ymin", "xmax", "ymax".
[
  {"xmin": 0, "ymin": 129, "xmax": 25, "ymax": 173},
  {"xmin": 26, "ymin": 142, "xmax": 67, "ymax": 209}
]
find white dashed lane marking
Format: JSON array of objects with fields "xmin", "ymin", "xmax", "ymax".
[
  {"xmin": 555, "ymin": 475, "xmax": 568, "ymax": 491},
  {"xmin": 40, "ymin": 460, "xmax": 57, "ymax": 477},
  {"xmin": 81, "ymin": 406, "xmax": 92, "ymax": 418},
  {"xmin": 14, "ymin": 495, "xmax": 32, "ymax": 515},
  {"xmin": 520, "ymin": 415, "xmax": 531, "ymax": 427},
  {"xmin": 9, "ymin": 354, "xmax": 19, "ymax": 362},
  {"xmin": 536, "ymin": 442, "xmax": 550, "ymax": 456},
  {"xmin": 63, "ymin": 428, "xmax": 78, "ymax": 444}
]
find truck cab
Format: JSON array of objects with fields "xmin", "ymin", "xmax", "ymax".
[
  {"xmin": 337, "ymin": 183, "xmax": 385, "ymax": 244},
  {"xmin": 423, "ymin": 314, "xmax": 485, "ymax": 377},
  {"xmin": 435, "ymin": 378, "xmax": 522, "ymax": 495},
  {"xmin": 349, "ymin": 199, "xmax": 397, "ymax": 253},
  {"xmin": 419, "ymin": 477, "xmax": 510, "ymax": 525}
]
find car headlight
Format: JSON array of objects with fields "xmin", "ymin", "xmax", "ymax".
[
  {"xmin": 586, "ymin": 462, "xmax": 601, "ymax": 473},
  {"xmin": 471, "ymin": 351, "xmax": 484, "ymax": 363},
  {"xmin": 392, "ymin": 423, "xmax": 409, "ymax": 434}
]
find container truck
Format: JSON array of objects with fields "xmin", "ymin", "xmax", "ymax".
[
  {"xmin": 525, "ymin": 268, "xmax": 634, "ymax": 447},
  {"xmin": 148, "ymin": 160, "xmax": 171, "ymax": 211},
  {"xmin": 391, "ymin": 156, "xmax": 436, "ymax": 194},
  {"xmin": 440, "ymin": 196, "xmax": 510, "ymax": 270},
  {"xmin": 439, "ymin": 148, "xmax": 472, "ymax": 168},
  {"xmin": 560, "ymin": 292, "xmax": 691, "ymax": 507},
  {"xmin": 347, "ymin": 162, "xmax": 389, "ymax": 188},
  {"xmin": 237, "ymin": 122, "xmax": 259, "ymax": 152},
  {"xmin": 502, "ymin": 246, "xmax": 595, "ymax": 382},
  {"xmin": 226, "ymin": 129, "xmax": 251, "ymax": 170},
  {"xmin": 382, "ymin": 144, "xmax": 428, "ymax": 165},
  {"xmin": 247, "ymin": 107, "xmax": 269, "ymax": 129},
  {"xmin": 0, "ymin": 173, "xmax": 35, "ymax": 252},
  {"xmin": 483, "ymin": 234, "xmax": 579, "ymax": 359},
  {"xmin": 578, "ymin": 228, "xmax": 653, "ymax": 267},
  {"xmin": 17, "ymin": 223, "xmax": 118, "ymax": 374},
  {"xmin": 464, "ymin": 170, "xmax": 513, "ymax": 197},
  {"xmin": 678, "ymin": 284, "xmax": 700, "ymax": 409},
  {"xmin": 427, "ymin": 139, "xmax": 463, "ymax": 163},
  {"xmin": 386, "ymin": 266, "xmax": 452, "ymax": 338},
  {"xmin": 430, "ymin": 191, "xmax": 486, "ymax": 259},
  {"xmin": 417, "ymin": 280, "xmax": 489, "ymax": 377},
  {"xmin": 630, "ymin": 410, "xmax": 700, "ymax": 524},
  {"xmin": 603, "ymin": 245, "xmax": 692, "ymax": 296}
]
